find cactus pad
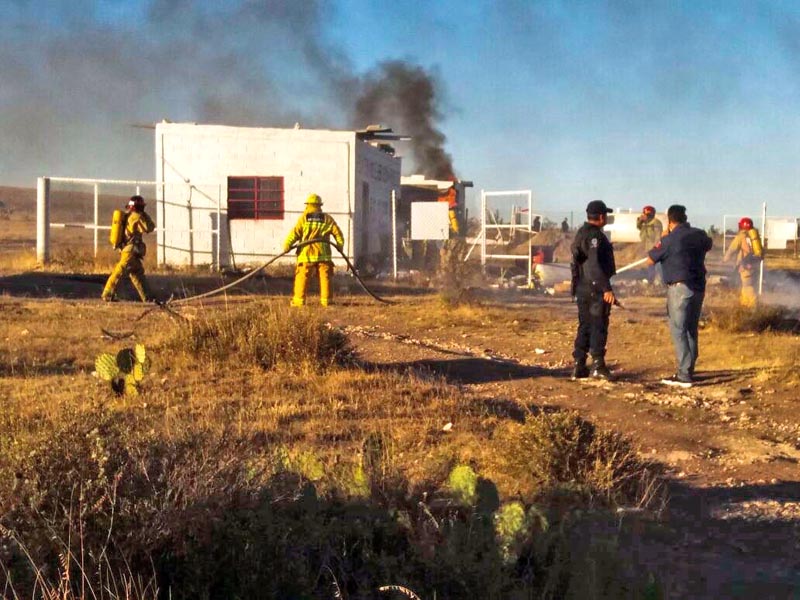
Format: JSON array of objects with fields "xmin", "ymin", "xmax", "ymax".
[
  {"xmin": 132, "ymin": 362, "xmax": 145, "ymax": 382},
  {"xmin": 447, "ymin": 464, "xmax": 478, "ymax": 506},
  {"xmin": 124, "ymin": 374, "xmax": 139, "ymax": 396},
  {"xmin": 95, "ymin": 353, "xmax": 120, "ymax": 381},
  {"xmin": 116, "ymin": 348, "xmax": 136, "ymax": 373},
  {"xmin": 134, "ymin": 343, "xmax": 147, "ymax": 364}
]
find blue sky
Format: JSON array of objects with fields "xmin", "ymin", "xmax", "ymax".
[{"xmin": 2, "ymin": 0, "xmax": 800, "ymax": 222}]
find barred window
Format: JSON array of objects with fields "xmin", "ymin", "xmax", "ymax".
[{"xmin": 227, "ymin": 176, "xmax": 284, "ymax": 220}]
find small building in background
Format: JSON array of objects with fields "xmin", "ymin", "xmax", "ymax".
[
  {"xmin": 398, "ymin": 175, "xmax": 472, "ymax": 238},
  {"xmin": 155, "ymin": 122, "xmax": 402, "ymax": 268}
]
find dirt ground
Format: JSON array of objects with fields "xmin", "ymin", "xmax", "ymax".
[{"xmin": 2, "ymin": 186, "xmax": 800, "ymax": 597}]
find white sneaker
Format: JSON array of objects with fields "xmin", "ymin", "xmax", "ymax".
[{"xmin": 660, "ymin": 375, "xmax": 693, "ymax": 389}]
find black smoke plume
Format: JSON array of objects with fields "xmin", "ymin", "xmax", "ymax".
[
  {"xmin": 352, "ymin": 61, "xmax": 455, "ymax": 180},
  {"xmin": 0, "ymin": 2, "xmax": 453, "ymax": 185}
]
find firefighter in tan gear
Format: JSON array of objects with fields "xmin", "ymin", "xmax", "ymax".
[
  {"xmin": 724, "ymin": 217, "xmax": 763, "ymax": 307},
  {"xmin": 102, "ymin": 195, "xmax": 156, "ymax": 302},
  {"xmin": 636, "ymin": 205, "xmax": 663, "ymax": 283},
  {"xmin": 283, "ymin": 194, "xmax": 344, "ymax": 307},
  {"xmin": 636, "ymin": 205, "xmax": 663, "ymax": 246}
]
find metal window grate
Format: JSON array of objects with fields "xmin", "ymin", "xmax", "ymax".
[{"xmin": 228, "ymin": 176, "xmax": 284, "ymax": 220}]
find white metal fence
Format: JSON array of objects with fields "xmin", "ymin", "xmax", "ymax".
[
  {"xmin": 722, "ymin": 209, "xmax": 799, "ymax": 255},
  {"xmin": 35, "ymin": 176, "xmax": 387, "ymax": 273},
  {"xmin": 36, "ymin": 176, "xmax": 224, "ymax": 269}
]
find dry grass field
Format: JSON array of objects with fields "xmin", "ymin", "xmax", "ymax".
[{"xmin": 2, "ymin": 186, "xmax": 800, "ymax": 598}]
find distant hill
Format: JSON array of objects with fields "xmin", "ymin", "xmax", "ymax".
[{"xmin": 0, "ymin": 186, "xmax": 36, "ymax": 217}]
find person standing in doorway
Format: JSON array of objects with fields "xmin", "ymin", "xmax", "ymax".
[
  {"xmin": 283, "ymin": 193, "xmax": 345, "ymax": 307},
  {"xmin": 570, "ymin": 200, "xmax": 617, "ymax": 380},
  {"xmin": 646, "ymin": 205, "xmax": 713, "ymax": 388}
]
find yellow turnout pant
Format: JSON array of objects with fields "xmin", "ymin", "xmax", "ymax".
[
  {"xmin": 738, "ymin": 267, "xmax": 757, "ymax": 308},
  {"xmin": 291, "ymin": 262, "xmax": 333, "ymax": 307},
  {"xmin": 102, "ymin": 249, "xmax": 150, "ymax": 301},
  {"xmin": 448, "ymin": 209, "xmax": 460, "ymax": 235}
]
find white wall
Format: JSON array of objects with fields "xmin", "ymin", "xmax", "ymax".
[
  {"xmin": 156, "ymin": 123, "xmax": 370, "ymax": 267},
  {"xmin": 354, "ymin": 143, "xmax": 401, "ymax": 263},
  {"xmin": 604, "ymin": 212, "xmax": 667, "ymax": 244},
  {"xmin": 765, "ymin": 217, "xmax": 798, "ymax": 249}
]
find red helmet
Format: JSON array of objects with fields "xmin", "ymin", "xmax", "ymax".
[
  {"xmin": 127, "ymin": 195, "xmax": 146, "ymax": 210},
  {"xmin": 738, "ymin": 217, "xmax": 753, "ymax": 230},
  {"xmin": 643, "ymin": 205, "xmax": 656, "ymax": 215}
]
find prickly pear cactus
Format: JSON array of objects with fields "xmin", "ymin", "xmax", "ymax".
[
  {"xmin": 494, "ymin": 501, "xmax": 528, "ymax": 562},
  {"xmin": 447, "ymin": 464, "xmax": 478, "ymax": 506},
  {"xmin": 96, "ymin": 344, "xmax": 150, "ymax": 396},
  {"xmin": 95, "ymin": 353, "xmax": 120, "ymax": 381}
]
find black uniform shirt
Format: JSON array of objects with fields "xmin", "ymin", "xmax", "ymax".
[
  {"xmin": 571, "ymin": 222, "xmax": 616, "ymax": 295},
  {"xmin": 648, "ymin": 222, "xmax": 712, "ymax": 292}
]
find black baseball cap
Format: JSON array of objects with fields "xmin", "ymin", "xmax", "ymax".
[{"xmin": 586, "ymin": 200, "xmax": 613, "ymax": 216}]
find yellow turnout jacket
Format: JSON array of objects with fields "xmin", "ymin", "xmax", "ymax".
[
  {"xmin": 724, "ymin": 229, "xmax": 763, "ymax": 268},
  {"xmin": 283, "ymin": 208, "xmax": 344, "ymax": 264},
  {"xmin": 123, "ymin": 210, "xmax": 156, "ymax": 255}
]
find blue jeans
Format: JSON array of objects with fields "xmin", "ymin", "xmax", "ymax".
[{"xmin": 666, "ymin": 283, "xmax": 704, "ymax": 380}]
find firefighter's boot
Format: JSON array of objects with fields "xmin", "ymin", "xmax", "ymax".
[
  {"xmin": 571, "ymin": 360, "xmax": 590, "ymax": 380},
  {"xmin": 591, "ymin": 358, "xmax": 612, "ymax": 380}
]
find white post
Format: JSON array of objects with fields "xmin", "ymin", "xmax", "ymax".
[
  {"xmin": 722, "ymin": 215, "xmax": 727, "ymax": 255},
  {"xmin": 391, "ymin": 189, "xmax": 398, "ymax": 280},
  {"xmin": 527, "ymin": 192, "xmax": 533, "ymax": 287},
  {"xmin": 36, "ymin": 177, "xmax": 50, "ymax": 264},
  {"xmin": 759, "ymin": 202, "xmax": 766, "ymax": 296},
  {"xmin": 216, "ymin": 184, "xmax": 222, "ymax": 271},
  {"xmin": 480, "ymin": 190, "xmax": 487, "ymax": 268},
  {"xmin": 93, "ymin": 183, "xmax": 99, "ymax": 258}
]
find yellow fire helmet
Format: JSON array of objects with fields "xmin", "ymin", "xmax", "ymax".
[{"xmin": 305, "ymin": 194, "xmax": 323, "ymax": 206}]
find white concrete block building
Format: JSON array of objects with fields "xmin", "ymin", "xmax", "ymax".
[{"xmin": 155, "ymin": 122, "xmax": 401, "ymax": 268}]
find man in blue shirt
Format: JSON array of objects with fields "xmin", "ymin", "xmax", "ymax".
[{"xmin": 646, "ymin": 205, "xmax": 713, "ymax": 388}]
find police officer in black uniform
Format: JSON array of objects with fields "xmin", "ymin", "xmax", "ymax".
[{"xmin": 570, "ymin": 200, "xmax": 617, "ymax": 380}]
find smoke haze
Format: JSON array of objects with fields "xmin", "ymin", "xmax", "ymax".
[
  {"xmin": 353, "ymin": 61, "xmax": 455, "ymax": 180},
  {"xmin": 0, "ymin": 1, "xmax": 453, "ymax": 185}
]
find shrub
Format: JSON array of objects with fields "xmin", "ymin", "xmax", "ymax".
[
  {"xmin": 709, "ymin": 303, "xmax": 791, "ymax": 333},
  {"xmin": 167, "ymin": 301, "xmax": 349, "ymax": 370},
  {"xmin": 497, "ymin": 411, "xmax": 656, "ymax": 506},
  {"xmin": 435, "ymin": 240, "xmax": 483, "ymax": 306}
]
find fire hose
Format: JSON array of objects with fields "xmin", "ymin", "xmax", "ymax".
[
  {"xmin": 101, "ymin": 238, "xmax": 393, "ymax": 339},
  {"xmin": 168, "ymin": 238, "xmax": 393, "ymax": 306},
  {"xmin": 614, "ymin": 256, "xmax": 650, "ymax": 275}
]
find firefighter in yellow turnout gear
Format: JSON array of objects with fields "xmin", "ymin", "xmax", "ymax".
[
  {"xmin": 724, "ymin": 217, "xmax": 763, "ymax": 307},
  {"xmin": 102, "ymin": 195, "xmax": 156, "ymax": 302},
  {"xmin": 283, "ymin": 194, "xmax": 345, "ymax": 307}
]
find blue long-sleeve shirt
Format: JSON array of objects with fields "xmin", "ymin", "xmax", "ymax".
[{"xmin": 648, "ymin": 222, "xmax": 713, "ymax": 292}]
